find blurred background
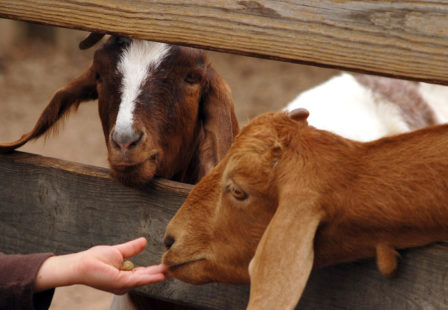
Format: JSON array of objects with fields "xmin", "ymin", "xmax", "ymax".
[{"xmin": 0, "ymin": 19, "xmax": 338, "ymax": 309}]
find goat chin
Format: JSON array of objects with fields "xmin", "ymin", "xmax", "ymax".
[{"xmin": 109, "ymin": 160, "xmax": 157, "ymax": 187}]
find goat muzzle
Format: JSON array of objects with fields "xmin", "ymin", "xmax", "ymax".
[{"xmin": 111, "ymin": 128, "xmax": 144, "ymax": 151}]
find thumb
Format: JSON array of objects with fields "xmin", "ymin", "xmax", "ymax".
[{"xmin": 114, "ymin": 237, "xmax": 147, "ymax": 258}]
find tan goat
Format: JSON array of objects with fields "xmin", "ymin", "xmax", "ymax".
[{"xmin": 162, "ymin": 109, "xmax": 448, "ymax": 309}]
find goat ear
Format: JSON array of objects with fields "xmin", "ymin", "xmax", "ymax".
[
  {"xmin": 197, "ymin": 66, "xmax": 239, "ymax": 179},
  {"xmin": 0, "ymin": 66, "xmax": 98, "ymax": 153},
  {"xmin": 288, "ymin": 108, "xmax": 309, "ymax": 122},
  {"xmin": 247, "ymin": 189, "xmax": 322, "ymax": 310},
  {"xmin": 79, "ymin": 32, "xmax": 105, "ymax": 50}
]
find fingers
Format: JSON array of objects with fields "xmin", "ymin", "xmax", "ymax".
[
  {"xmin": 114, "ymin": 237, "xmax": 147, "ymax": 258},
  {"xmin": 117, "ymin": 264, "xmax": 168, "ymax": 292},
  {"xmin": 134, "ymin": 264, "xmax": 168, "ymax": 274},
  {"xmin": 124, "ymin": 264, "xmax": 167, "ymax": 279},
  {"xmin": 131, "ymin": 269, "xmax": 167, "ymax": 285}
]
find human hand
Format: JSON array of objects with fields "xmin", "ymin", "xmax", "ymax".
[{"xmin": 35, "ymin": 237, "xmax": 167, "ymax": 294}]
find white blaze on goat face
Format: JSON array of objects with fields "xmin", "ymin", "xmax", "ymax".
[{"xmin": 116, "ymin": 40, "xmax": 171, "ymax": 135}]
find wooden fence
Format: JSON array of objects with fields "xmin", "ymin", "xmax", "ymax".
[{"xmin": 0, "ymin": 1, "xmax": 447, "ymax": 309}]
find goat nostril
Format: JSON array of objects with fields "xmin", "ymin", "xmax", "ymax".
[
  {"xmin": 111, "ymin": 129, "xmax": 143, "ymax": 150},
  {"xmin": 128, "ymin": 132, "xmax": 143, "ymax": 150},
  {"xmin": 111, "ymin": 138, "xmax": 121, "ymax": 150},
  {"xmin": 164, "ymin": 235, "xmax": 175, "ymax": 250}
]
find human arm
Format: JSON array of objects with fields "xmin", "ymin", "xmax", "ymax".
[
  {"xmin": 34, "ymin": 237, "xmax": 166, "ymax": 295},
  {"xmin": 0, "ymin": 252, "xmax": 55, "ymax": 310}
]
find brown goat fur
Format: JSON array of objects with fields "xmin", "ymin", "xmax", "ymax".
[
  {"xmin": 0, "ymin": 36, "xmax": 239, "ymax": 186},
  {"xmin": 163, "ymin": 110, "xmax": 448, "ymax": 309}
]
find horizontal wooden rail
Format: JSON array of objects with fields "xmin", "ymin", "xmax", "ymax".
[
  {"xmin": 0, "ymin": 1, "xmax": 448, "ymax": 85},
  {"xmin": 0, "ymin": 151, "xmax": 447, "ymax": 309},
  {"xmin": 0, "ymin": 151, "xmax": 249, "ymax": 309}
]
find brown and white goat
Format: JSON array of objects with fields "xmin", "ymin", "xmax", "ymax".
[
  {"xmin": 0, "ymin": 34, "xmax": 239, "ymax": 186},
  {"xmin": 286, "ymin": 73, "xmax": 448, "ymax": 141},
  {"xmin": 163, "ymin": 109, "xmax": 448, "ymax": 309}
]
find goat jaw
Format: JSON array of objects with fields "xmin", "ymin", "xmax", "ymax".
[
  {"xmin": 162, "ymin": 255, "xmax": 211, "ymax": 284},
  {"xmin": 109, "ymin": 159, "xmax": 157, "ymax": 186}
]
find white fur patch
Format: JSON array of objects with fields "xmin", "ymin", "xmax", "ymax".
[
  {"xmin": 285, "ymin": 73, "xmax": 409, "ymax": 141},
  {"xmin": 116, "ymin": 40, "xmax": 171, "ymax": 134},
  {"xmin": 419, "ymin": 82, "xmax": 448, "ymax": 124}
]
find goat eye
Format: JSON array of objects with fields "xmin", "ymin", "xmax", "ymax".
[
  {"xmin": 230, "ymin": 185, "xmax": 247, "ymax": 201},
  {"xmin": 95, "ymin": 72, "xmax": 102, "ymax": 83},
  {"xmin": 185, "ymin": 72, "xmax": 201, "ymax": 84}
]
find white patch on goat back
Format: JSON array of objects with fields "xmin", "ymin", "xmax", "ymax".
[
  {"xmin": 116, "ymin": 40, "xmax": 171, "ymax": 133},
  {"xmin": 419, "ymin": 82, "xmax": 448, "ymax": 124},
  {"xmin": 284, "ymin": 73, "xmax": 409, "ymax": 141}
]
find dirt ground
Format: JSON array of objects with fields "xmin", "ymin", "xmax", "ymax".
[{"xmin": 0, "ymin": 21, "xmax": 338, "ymax": 309}]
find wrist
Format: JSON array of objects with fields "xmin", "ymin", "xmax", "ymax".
[{"xmin": 34, "ymin": 253, "xmax": 81, "ymax": 292}]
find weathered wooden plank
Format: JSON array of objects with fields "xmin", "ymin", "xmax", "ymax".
[
  {"xmin": 0, "ymin": 151, "xmax": 447, "ymax": 309},
  {"xmin": 300, "ymin": 244, "xmax": 448, "ymax": 309},
  {"xmin": 0, "ymin": 151, "xmax": 249, "ymax": 310},
  {"xmin": 0, "ymin": 1, "xmax": 448, "ymax": 84}
]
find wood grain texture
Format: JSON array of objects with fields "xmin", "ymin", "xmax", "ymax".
[
  {"xmin": 0, "ymin": 1, "xmax": 447, "ymax": 84},
  {"xmin": 0, "ymin": 151, "xmax": 248, "ymax": 309},
  {"xmin": 0, "ymin": 151, "xmax": 447, "ymax": 309}
]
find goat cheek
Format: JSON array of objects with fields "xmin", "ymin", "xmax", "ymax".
[
  {"xmin": 139, "ymin": 159, "xmax": 158, "ymax": 181},
  {"xmin": 184, "ymin": 86, "xmax": 201, "ymax": 107}
]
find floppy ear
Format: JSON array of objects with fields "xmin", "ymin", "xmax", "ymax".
[
  {"xmin": 247, "ymin": 189, "xmax": 323, "ymax": 310},
  {"xmin": 78, "ymin": 32, "xmax": 105, "ymax": 50},
  {"xmin": 197, "ymin": 66, "xmax": 239, "ymax": 179},
  {"xmin": 0, "ymin": 66, "xmax": 98, "ymax": 153}
]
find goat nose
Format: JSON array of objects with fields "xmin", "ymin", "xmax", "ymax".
[
  {"xmin": 111, "ymin": 129, "xmax": 143, "ymax": 150},
  {"xmin": 164, "ymin": 235, "xmax": 175, "ymax": 250}
]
